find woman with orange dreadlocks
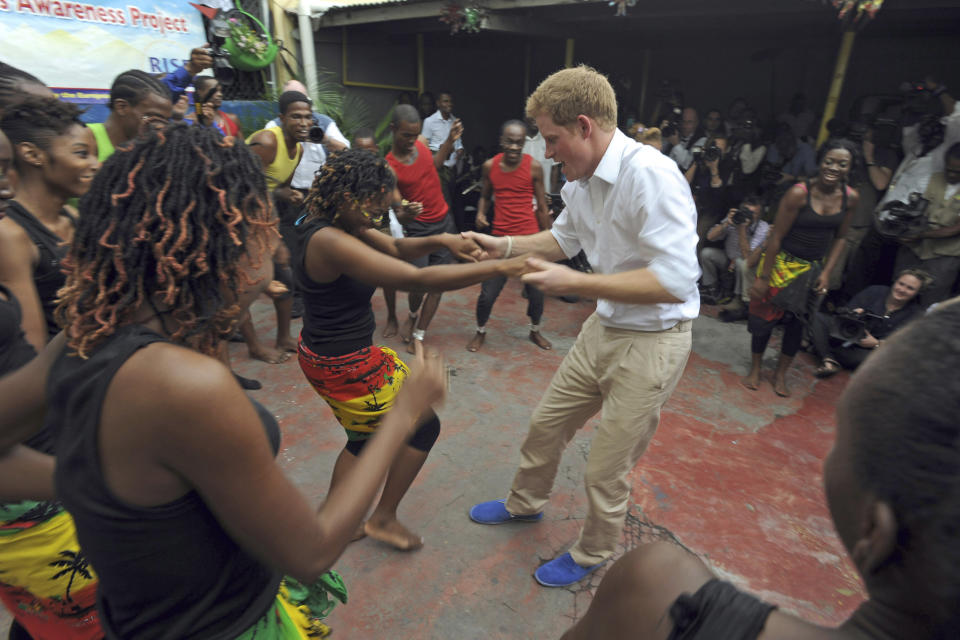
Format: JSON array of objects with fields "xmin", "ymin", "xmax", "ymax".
[{"xmin": 0, "ymin": 124, "xmax": 449, "ymax": 639}]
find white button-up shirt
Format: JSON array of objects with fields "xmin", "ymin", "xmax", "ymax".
[
  {"xmin": 551, "ymin": 130, "xmax": 701, "ymax": 331},
  {"xmin": 422, "ymin": 110, "xmax": 463, "ymax": 169}
]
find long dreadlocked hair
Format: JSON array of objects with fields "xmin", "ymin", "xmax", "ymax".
[
  {"xmin": 303, "ymin": 147, "xmax": 396, "ymax": 225},
  {"xmin": 56, "ymin": 124, "xmax": 276, "ymax": 358}
]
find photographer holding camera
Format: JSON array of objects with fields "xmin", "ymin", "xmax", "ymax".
[
  {"xmin": 685, "ymin": 133, "xmax": 730, "ymax": 241},
  {"xmin": 845, "ymin": 75, "xmax": 960, "ymax": 296},
  {"xmin": 700, "ymin": 196, "xmax": 770, "ymax": 316},
  {"xmin": 893, "ymin": 142, "xmax": 960, "ymax": 305},
  {"xmin": 811, "ymin": 269, "xmax": 927, "ymax": 377}
]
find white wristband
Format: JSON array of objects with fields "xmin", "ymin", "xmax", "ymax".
[{"xmin": 504, "ymin": 235, "xmax": 514, "ymax": 259}]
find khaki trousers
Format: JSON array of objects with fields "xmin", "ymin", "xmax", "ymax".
[{"xmin": 505, "ymin": 313, "xmax": 692, "ymax": 566}]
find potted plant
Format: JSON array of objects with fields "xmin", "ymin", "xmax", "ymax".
[{"xmin": 222, "ymin": 10, "xmax": 278, "ymax": 71}]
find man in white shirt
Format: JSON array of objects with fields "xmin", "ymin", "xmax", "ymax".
[
  {"xmin": 466, "ymin": 66, "xmax": 700, "ymax": 587},
  {"xmin": 421, "ymin": 91, "xmax": 464, "ymax": 226}
]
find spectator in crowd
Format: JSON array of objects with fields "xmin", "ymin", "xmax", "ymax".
[
  {"xmin": 778, "ymin": 92, "xmax": 816, "ymax": 142},
  {"xmin": 192, "ymin": 75, "xmax": 241, "ymax": 138},
  {"xmin": 421, "ymin": 91, "xmax": 465, "ymax": 227},
  {"xmin": 468, "ymin": 120, "xmax": 553, "ymax": 352},
  {"xmin": 637, "ymin": 125, "xmax": 663, "ymax": 151},
  {"xmin": 418, "ymin": 91, "xmax": 435, "ymax": 121},
  {"xmin": 832, "ymin": 119, "xmax": 899, "ymax": 292},
  {"xmin": 686, "ymin": 132, "xmax": 730, "ymax": 240},
  {"xmin": 812, "ymin": 268, "xmax": 927, "ymax": 378},
  {"xmin": 725, "ymin": 114, "xmax": 767, "ymax": 204},
  {"xmin": 724, "ymin": 97, "xmax": 748, "ymax": 137},
  {"xmin": 701, "ymin": 108, "xmax": 724, "ymax": 139},
  {"xmin": 242, "ymin": 91, "xmax": 312, "ymax": 374},
  {"xmin": 0, "ymin": 98, "xmax": 99, "ymax": 350},
  {"xmin": 764, "ymin": 123, "xmax": 818, "ymax": 185},
  {"xmin": 352, "ymin": 127, "xmax": 416, "ymax": 339},
  {"xmin": 844, "ymin": 99, "xmax": 957, "ymax": 295},
  {"xmin": 699, "ymin": 196, "xmax": 770, "ymax": 314},
  {"xmin": 159, "ymin": 46, "xmax": 213, "ymax": 103},
  {"xmin": 893, "ymin": 142, "xmax": 960, "ymax": 305},
  {"xmin": 744, "ymin": 139, "xmax": 859, "ymax": 397},
  {"xmin": 266, "ymin": 80, "xmax": 349, "ymax": 320},
  {"xmin": 668, "ymin": 107, "xmax": 700, "ymax": 171},
  {"xmin": 87, "ymin": 70, "xmax": 173, "ymax": 163},
  {"xmin": 561, "ymin": 300, "xmax": 960, "ymax": 640},
  {"xmin": 523, "ymin": 117, "xmax": 561, "ymax": 195},
  {"xmin": 386, "ymin": 104, "xmax": 462, "ymax": 353}
]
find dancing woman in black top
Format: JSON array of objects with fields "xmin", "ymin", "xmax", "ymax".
[{"xmin": 296, "ymin": 148, "xmax": 528, "ymax": 551}]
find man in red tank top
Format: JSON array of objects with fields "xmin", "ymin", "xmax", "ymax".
[
  {"xmin": 386, "ymin": 105, "xmax": 462, "ymax": 354},
  {"xmin": 467, "ymin": 120, "xmax": 553, "ymax": 352}
]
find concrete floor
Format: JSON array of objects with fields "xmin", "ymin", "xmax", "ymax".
[{"xmin": 3, "ymin": 282, "xmax": 865, "ymax": 638}]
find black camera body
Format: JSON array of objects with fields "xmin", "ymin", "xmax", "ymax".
[
  {"xmin": 732, "ymin": 206, "xmax": 753, "ymax": 225},
  {"xmin": 829, "ymin": 308, "xmax": 885, "ymax": 344},
  {"xmin": 661, "ymin": 105, "xmax": 683, "ymax": 139},
  {"xmin": 876, "ymin": 192, "xmax": 931, "ymax": 239},
  {"xmin": 308, "ymin": 117, "xmax": 325, "ymax": 144},
  {"xmin": 702, "ymin": 142, "xmax": 722, "ymax": 163}
]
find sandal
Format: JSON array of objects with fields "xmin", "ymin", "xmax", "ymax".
[{"xmin": 814, "ymin": 359, "xmax": 841, "ymax": 379}]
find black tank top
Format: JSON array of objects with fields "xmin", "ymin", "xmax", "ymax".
[
  {"xmin": 668, "ymin": 579, "xmax": 776, "ymax": 639},
  {"xmin": 0, "ymin": 283, "xmax": 36, "ymax": 377},
  {"xmin": 49, "ymin": 326, "xmax": 282, "ymax": 640},
  {"xmin": 780, "ymin": 182, "xmax": 847, "ymax": 261},
  {"xmin": 0, "ymin": 284, "xmax": 53, "ymax": 453},
  {"xmin": 4, "ymin": 200, "xmax": 74, "ymax": 338},
  {"xmin": 295, "ymin": 217, "xmax": 376, "ymax": 356}
]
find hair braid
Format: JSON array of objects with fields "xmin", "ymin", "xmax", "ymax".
[
  {"xmin": 303, "ymin": 147, "xmax": 397, "ymax": 224},
  {"xmin": 57, "ymin": 124, "xmax": 276, "ymax": 358}
]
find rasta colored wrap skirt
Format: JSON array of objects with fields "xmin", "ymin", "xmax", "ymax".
[
  {"xmin": 298, "ymin": 341, "xmax": 409, "ymax": 442},
  {"xmin": 0, "ymin": 500, "xmax": 101, "ymax": 639}
]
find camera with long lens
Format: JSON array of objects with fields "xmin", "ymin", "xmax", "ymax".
[
  {"xmin": 661, "ymin": 105, "xmax": 683, "ymax": 139},
  {"xmin": 205, "ymin": 9, "xmax": 242, "ymax": 86},
  {"xmin": 876, "ymin": 192, "xmax": 930, "ymax": 239},
  {"xmin": 732, "ymin": 205, "xmax": 753, "ymax": 225},
  {"xmin": 828, "ymin": 308, "xmax": 885, "ymax": 344},
  {"xmin": 308, "ymin": 117, "xmax": 325, "ymax": 144}
]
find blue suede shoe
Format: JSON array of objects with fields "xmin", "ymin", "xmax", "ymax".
[
  {"xmin": 469, "ymin": 499, "xmax": 543, "ymax": 525},
  {"xmin": 534, "ymin": 553, "xmax": 604, "ymax": 587}
]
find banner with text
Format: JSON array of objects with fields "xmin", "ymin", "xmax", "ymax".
[{"xmin": 0, "ymin": 0, "xmax": 206, "ymax": 102}]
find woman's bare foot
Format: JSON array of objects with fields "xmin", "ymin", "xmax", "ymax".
[
  {"xmin": 276, "ymin": 336, "xmax": 298, "ymax": 353},
  {"xmin": 249, "ymin": 345, "xmax": 290, "ymax": 364},
  {"xmin": 382, "ymin": 317, "xmax": 399, "ymax": 338},
  {"xmin": 406, "ymin": 338, "xmax": 420, "ymax": 355},
  {"xmin": 740, "ymin": 370, "xmax": 761, "ymax": 390},
  {"xmin": 529, "ymin": 331, "xmax": 552, "ymax": 350},
  {"xmin": 466, "ymin": 332, "xmax": 485, "ymax": 352},
  {"xmin": 773, "ymin": 375, "xmax": 790, "ymax": 397},
  {"xmin": 399, "ymin": 315, "xmax": 417, "ymax": 343},
  {"xmin": 364, "ymin": 517, "xmax": 423, "ymax": 551}
]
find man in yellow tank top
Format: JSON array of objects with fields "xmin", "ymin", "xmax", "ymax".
[{"xmin": 235, "ymin": 92, "xmax": 312, "ymax": 373}]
